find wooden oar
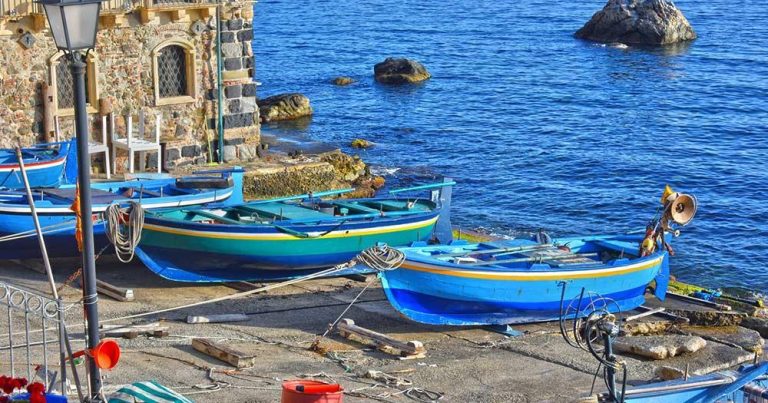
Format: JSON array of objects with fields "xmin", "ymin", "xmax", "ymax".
[
  {"xmin": 388, "ymin": 181, "xmax": 456, "ymax": 194},
  {"xmin": 431, "ymin": 244, "xmax": 555, "ymax": 258},
  {"xmin": 461, "ymin": 253, "xmax": 599, "ymax": 267}
]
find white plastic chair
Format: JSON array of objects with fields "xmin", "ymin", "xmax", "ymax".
[
  {"xmin": 54, "ymin": 115, "xmax": 111, "ymax": 179},
  {"xmin": 110, "ymin": 111, "xmax": 162, "ymax": 174}
]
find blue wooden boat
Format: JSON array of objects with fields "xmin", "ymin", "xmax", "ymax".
[
  {"xmin": 134, "ymin": 182, "xmax": 454, "ymax": 282},
  {"xmin": 0, "ymin": 169, "xmax": 243, "ymax": 259},
  {"xmin": 0, "ymin": 139, "xmax": 77, "ymax": 190},
  {"xmin": 378, "ymin": 234, "xmax": 670, "ymax": 325}
]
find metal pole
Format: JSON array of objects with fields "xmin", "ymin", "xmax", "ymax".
[
  {"xmin": 69, "ymin": 50, "xmax": 102, "ymax": 401},
  {"xmin": 13, "ymin": 147, "xmax": 60, "ymax": 299},
  {"xmin": 216, "ymin": 3, "xmax": 224, "ymax": 163}
]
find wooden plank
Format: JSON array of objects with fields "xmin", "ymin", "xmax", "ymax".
[
  {"xmin": 191, "ymin": 338, "xmax": 255, "ymax": 368},
  {"xmin": 637, "ymin": 305, "xmax": 690, "ymax": 324},
  {"xmin": 337, "ymin": 318, "xmax": 425, "ymax": 358},
  {"xmin": 187, "ymin": 314, "xmax": 249, "ymax": 324},
  {"xmin": 96, "ymin": 279, "xmax": 134, "ymax": 302}
]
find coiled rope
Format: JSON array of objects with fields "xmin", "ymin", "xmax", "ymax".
[
  {"xmin": 105, "ymin": 201, "xmax": 144, "ymax": 263},
  {"xmin": 353, "ymin": 244, "xmax": 405, "ymax": 272}
]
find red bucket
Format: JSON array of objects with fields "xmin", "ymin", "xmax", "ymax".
[{"xmin": 281, "ymin": 380, "xmax": 343, "ymax": 403}]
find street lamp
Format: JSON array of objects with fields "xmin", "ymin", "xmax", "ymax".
[{"xmin": 37, "ymin": 0, "xmax": 104, "ymax": 400}]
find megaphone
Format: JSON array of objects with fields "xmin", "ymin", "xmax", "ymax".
[
  {"xmin": 668, "ymin": 193, "xmax": 697, "ymax": 226},
  {"xmin": 68, "ymin": 339, "xmax": 121, "ymax": 370}
]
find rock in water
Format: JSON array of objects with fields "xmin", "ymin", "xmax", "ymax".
[
  {"xmin": 258, "ymin": 93, "xmax": 313, "ymax": 122},
  {"xmin": 374, "ymin": 58, "xmax": 431, "ymax": 84},
  {"xmin": 575, "ymin": 0, "xmax": 696, "ymax": 45},
  {"xmin": 332, "ymin": 76, "xmax": 355, "ymax": 86}
]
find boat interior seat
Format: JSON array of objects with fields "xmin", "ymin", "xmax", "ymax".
[
  {"xmin": 362, "ymin": 200, "xmax": 412, "ymax": 211},
  {"xmin": 592, "ymin": 239, "xmax": 639, "ymax": 256},
  {"xmin": 330, "ymin": 201, "xmax": 380, "ymax": 214},
  {"xmin": 238, "ymin": 202, "xmax": 332, "ymax": 220},
  {"xmin": 41, "ymin": 188, "xmax": 124, "ymax": 204}
]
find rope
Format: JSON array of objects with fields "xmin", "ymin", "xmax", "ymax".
[
  {"xmin": 311, "ymin": 245, "xmax": 405, "ymax": 351},
  {"xmin": 105, "ymin": 201, "xmax": 144, "ymax": 263},
  {"xmin": 353, "ymin": 244, "xmax": 405, "ymax": 272}
]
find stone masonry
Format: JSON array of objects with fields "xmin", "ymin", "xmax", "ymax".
[{"xmin": 0, "ymin": 1, "xmax": 260, "ymax": 173}]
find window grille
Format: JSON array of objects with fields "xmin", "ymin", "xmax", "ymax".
[
  {"xmin": 157, "ymin": 45, "xmax": 188, "ymax": 98},
  {"xmin": 55, "ymin": 59, "xmax": 91, "ymax": 109}
]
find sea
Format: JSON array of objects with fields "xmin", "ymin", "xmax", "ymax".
[{"xmin": 253, "ymin": 0, "xmax": 768, "ymax": 291}]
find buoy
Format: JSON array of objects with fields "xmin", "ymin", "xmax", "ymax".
[
  {"xmin": 68, "ymin": 339, "xmax": 121, "ymax": 370},
  {"xmin": 281, "ymin": 380, "xmax": 343, "ymax": 403}
]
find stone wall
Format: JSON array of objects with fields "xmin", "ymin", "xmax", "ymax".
[{"xmin": 0, "ymin": 3, "xmax": 260, "ymax": 172}]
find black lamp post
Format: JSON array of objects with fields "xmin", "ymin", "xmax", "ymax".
[{"xmin": 37, "ymin": 0, "xmax": 104, "ymax": 400}]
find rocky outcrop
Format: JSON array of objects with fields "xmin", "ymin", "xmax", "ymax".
[
  {"xmin": 613, "ymin": 335, "xmax": 706, "ymax": 360},
  {"xmin": 332, "ymin": 77, "xmax": 355, "ymax": 86},
  {"xmin": 258, "ymin": 93, "xmax": 313, "ymax": 122},
  {"xmin": 374, "ymin": 58, "xmax": 431, "ymax": 84},
  {"xmin": 575, "ymin": 0, "xmax": 696, "ymax": 45}
]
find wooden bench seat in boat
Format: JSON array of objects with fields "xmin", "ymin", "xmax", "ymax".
[
  {"xmin": 592, "ymin": 239, "xmax": 639, "ymax": 256},
  {"xmin": 236, "ymin": 203, "xmax": 332, "ymax": 221},
  {"xmin": 331, "ymin": 201, "xmax": 380, "ymax": 215},
  {"xmin": 42, "ymin": 188, "xmax": 124, "ymax": 204},
  {"xmin": 362, "ymin": 200, "xmax": 412, "ymax": 211}
]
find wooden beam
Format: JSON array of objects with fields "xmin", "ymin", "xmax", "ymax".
[
  {"xmin": 138, "ymin": 8, "xmax": 152, "ymax": 24},
  {"xmin": 337, "ymin": 318, "xmax": 426, "ymax": 358},
  {"xmin": 187, "ymin": 314, "xmax": 249, "ymax": 324},
  {"xmin": 637, "ymin": 305, "xmax": 690, "ymax": 324},
  {"xmin": 31, "ymin": 14, "xmax": 46, "ymax": 32},
  {"xmin": 192, "ymin": 338, "xmax": 255, "ymax": 368},
  {"xmin": 169, "ymin": 9, "xmax": 186, "ymax": 21},
  {"xmin": 96, "ymin": 279, "xmax": 135, "ymax": 302}
]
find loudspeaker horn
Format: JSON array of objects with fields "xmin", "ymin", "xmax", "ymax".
[{"xmin": 668, "ymin": 193, "xmax": 697, "ymax": 226}]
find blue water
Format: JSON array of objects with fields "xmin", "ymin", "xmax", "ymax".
[{"xmin": 253, "ymin": 0, "xmax": 768, "ymax": 291}]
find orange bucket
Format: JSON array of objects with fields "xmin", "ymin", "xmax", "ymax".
[{"xmin": 281, "ymin": 380, "xmax": 343, "ymax": 403}]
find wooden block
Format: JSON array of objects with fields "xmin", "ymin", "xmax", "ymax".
[
  {"xmin": 337, "ymin": 318, "xmax": 425, "ymax": 357},
  {"xmin": 31, "ymin": 14, "xmax": 46, "ymax": 32},
  {"xmin": 192, "ymin": 338, "xmax": 255, "ymax": 368},
  {"xmin": 169, "ymin": 9, "xmax": 186, "ymax": 21},
  {"xmin": 187, "ymin": 314, "xmax": 249, "ymax": 324},
  {"xmin": 96, "ymin": 279, "xmax": 134, "ymax": 302}
]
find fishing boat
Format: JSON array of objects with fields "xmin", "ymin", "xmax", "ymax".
[
  {"xmin": 0, "ymin": 169, "xmax": 243, "ymax": 259},
  {"xmin": 376, "ymin": 186, "xmax": 697, "ymax": 326},
  {"xmin": 134, "ymin": 181, "xmax": 454, "ymax": 282},
  {"xmin": 0, "ymin": 139, "xmax": 77, "ymax": 190},
  {"xmin": 379, "ymin": 234, "xmax": 669, "ymax": 325}
]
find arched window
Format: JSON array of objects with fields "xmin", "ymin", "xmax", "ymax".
[
  {"xmin": 49, "ymin": 53, "xmax": 99, "ymax": 115},
  {"xmin": 152, "ymin": 39, "xmax": 196, "ymax": 105}
]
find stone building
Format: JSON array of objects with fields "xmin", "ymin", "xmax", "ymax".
[{"xmin": 0, "ymin": 0, "xmax": 260, "ymax": 172}]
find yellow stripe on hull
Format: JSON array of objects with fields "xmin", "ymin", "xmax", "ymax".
[
  {"xmin": 400, "ymin": 254, "xmax": 664, "ymax": 281},
  {"xmin": 143, "ymin": 216, "xmax": 439, "ymax": 241}
]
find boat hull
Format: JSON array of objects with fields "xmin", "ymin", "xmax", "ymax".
[
  {"xmin": 135, "ymin": 213, "xmax": 440, "ymax": 282},
  {"xmin": 0, "ymin": 140, "xmax": 74, "ymax": 189},
  {"xmin": 380, "ymin": 243, "xmax": 668, "ymax": 325},
  {"xmin": 0, "ymin": 175, "xmax": 240, "ymax": 259}
]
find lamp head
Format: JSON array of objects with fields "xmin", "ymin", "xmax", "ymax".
[{"xmin": 37, "ymin": 0, "xmax": 103, "ymax": 51}]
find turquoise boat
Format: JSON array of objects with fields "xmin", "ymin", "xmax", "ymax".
[{"xmin": 135, "ymin": 182, "xmax": 454, "ymax": 282}]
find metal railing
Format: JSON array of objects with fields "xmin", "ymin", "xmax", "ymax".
[{"xmin": 0, "ymin": 281, "xmax": 74, "ymax": 397}]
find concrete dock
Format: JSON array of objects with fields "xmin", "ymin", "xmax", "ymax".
[{"xmin": 0, "ymin": 256, "xmax": 764, "ymax": 402}]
